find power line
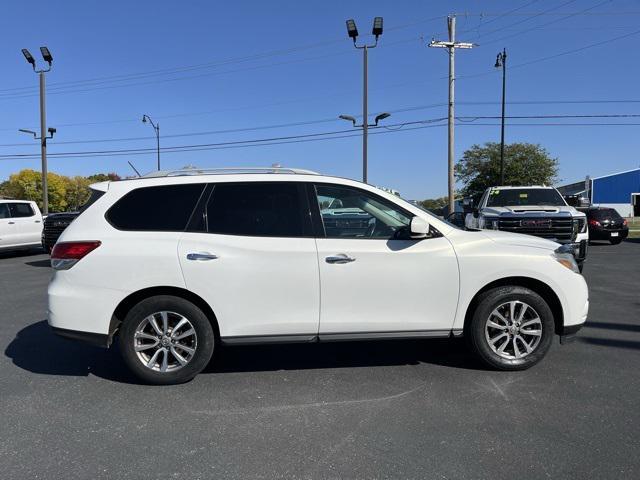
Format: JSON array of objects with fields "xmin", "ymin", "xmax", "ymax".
[{"xmin": 1, "ymin": 114, "xmax": 639, "ymax": 161}]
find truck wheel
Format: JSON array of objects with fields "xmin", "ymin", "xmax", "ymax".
[
  {"xmin": 466, "ymin": 286, "xmax": 554, "ymax": 371},
  {"xmin": 118, "ymin": 295, "xmax": 215, "ymax": 385}
]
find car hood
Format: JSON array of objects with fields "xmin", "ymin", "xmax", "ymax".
[
  {"xmin": 480, "ymin": 229, "xmax": 559, "ymax": 251},
  {"xmin": 482, "ymin": 205, "xmax": 583, "ymax": 216}
]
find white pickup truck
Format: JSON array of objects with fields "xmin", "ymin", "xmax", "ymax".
[
  {"xmin": 465, "ymin": 186, "xmax": 589, "ymax": 270},
  {"xmin": 0, "ymin": 200, "xmax": 44, "ymax": 252}
]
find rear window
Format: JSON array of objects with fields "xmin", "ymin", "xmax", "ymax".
[
  {"xmin": 9, "ymin": 203, "xmax": 35, "ymax": 218},
  {"xmin": 590, "ymin": 208, "xmax": 622, "ymax": 220},
  {"xmin": 107, "ymin": 184, "xmax": 205, "ymax": 231},
  {"xmin": 199, "ymin": 182, "xmax": 308, "ymax": 237}
]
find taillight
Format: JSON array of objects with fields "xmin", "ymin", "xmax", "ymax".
[
  {"xmin": 51, "ymin": 241, "xmax": 101, "ymax": 270},
  {"xmin": 588, "ymin": 219, "xmax": 600, "ymax": 227}
]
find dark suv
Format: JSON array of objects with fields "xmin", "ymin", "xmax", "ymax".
[
  {"xmin": 42, "ymin": 212, "xmax": 79, "ymax": 252},
  {"xmin": 586, "ymin": 207, "xmax": 628, "ymax": 244}
]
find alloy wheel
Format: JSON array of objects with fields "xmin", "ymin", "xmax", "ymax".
[
  {"xmin": 133, "ymin": 311, "xmax": 198, "ymax": 372},
  {"xmin": 484, "ymin": 301, "xmax": 543, "ymax": 360}
]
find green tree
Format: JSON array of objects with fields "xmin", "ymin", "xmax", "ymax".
[
  {"xmin": 419, "ymin": 196, "xmax": 449, "ymax": 215},
  {"xmin": 64, "ymin": 176, "xmax": 92, "ymax": 211},
  {"xmin": 455, "ymin": 142, "xmax": 559, "ymax": 200},
  {"xmin": 87, "ymin": 172, "xmax": 121, "ymax": 182}
]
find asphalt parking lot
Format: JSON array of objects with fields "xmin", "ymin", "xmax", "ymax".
[{"xmin": 1, "ymin": 241, "xmax": 639, "ymax": 480}]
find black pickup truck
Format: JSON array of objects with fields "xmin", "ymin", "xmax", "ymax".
[{"xmin": 42, "ymin": 212, "xmax": 79, "ymax": 253}]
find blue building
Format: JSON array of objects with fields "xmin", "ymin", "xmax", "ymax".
[{"xmin": 558, "ymin": 168, "xmax": 640, "ymax": 217}]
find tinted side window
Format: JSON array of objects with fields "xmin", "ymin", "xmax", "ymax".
[
  {"xmin": 0, "ymin": 204, "xmax": 10, "ymax": 219},
  {"xmin": 107, "ymin": 184, "xmax": 205, "ymax": 231},
  {"xmin": 9, "ymin": 203, "xmax": 34, "ymax": 218},
  {"xmin": 205, "ymin": 183, "xmax": 307, "ymax": 237}
]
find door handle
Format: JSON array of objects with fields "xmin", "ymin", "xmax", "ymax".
[
  {"xmin": 325, "ymin": 254, "xmax": 356, "ymax": 264},
  {"xmin": 186, "ymin": 252, "xmax": 219, "ymax": 261},
  {"xmin": 35, "ymin": 220, "xmax": 41, "ymax": 223},
  {"xmin": 8, "ymin": 221, "xmax": 15, "ymax": 225}
]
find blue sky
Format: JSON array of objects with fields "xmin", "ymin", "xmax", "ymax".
[{"xmin": 1, "ymin": 0, "xmax": 639, "ymax": 200}]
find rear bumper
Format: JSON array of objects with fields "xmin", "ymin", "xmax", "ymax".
[
  {"xmin": 589, "ymin": 227, "xmax": 629, "ymax": 241},
  {"xmin": 51, "ymin": 326, "xmax": 111, "ymax": 348}
]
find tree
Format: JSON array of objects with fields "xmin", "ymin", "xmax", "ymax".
[
  {"xmin": 419, "ymin": 196, "xmax": 449, "ymax": 215},
  {"xmin": 455, "ymin": 142, "xmax": 559, "ymax": 200},
  {"xmin": 87, "ymin": 172, "xmax": 121, "ymax": 182},
  {"xmin": 64, "ymin": 176, "xmax": 92, "ymax": 211},
  {"xmin": 0, "ymin": 169, "xmax": 69, "ymax": 211}
]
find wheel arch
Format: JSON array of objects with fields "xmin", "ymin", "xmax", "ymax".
[
  {"xmin": 463, "ymin": 276, "xmax": 564, "ymax": 336},
  {"xmin": 109, "ymin": 286, "xmax": 221, "ymax": 342}
]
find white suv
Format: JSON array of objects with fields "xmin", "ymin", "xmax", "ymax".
[{"xmin": 48, "ymin": 168, "xmax": 589, "ymax": 384}]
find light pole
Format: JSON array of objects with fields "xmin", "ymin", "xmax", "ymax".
[
  {"xmin": 495, "ymin": 48, "xmax": 507, "ymax": 186},
  {"xmin": 142, "ymin": 114, "xmax": 160, "ymax": 171},
  {"xmin": 339, "ymin": 112, "xmax": 391, "ymax": 162},
  {"xmin": 345, "ymin": 17, "xmax": 383, "ymax": 184},
  {"xmin": 21, "ymin": 47, "xmax": 53, "ymax": 215}
]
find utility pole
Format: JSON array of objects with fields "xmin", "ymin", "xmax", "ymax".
[
  {"xmin": 495, "ymin": 49, "xmax": 507, "ymax": 185},
  {"xmin": 21, "ymin": 47, "xmax": 53, "ymax": 215},
  {"xmin": 429, "ymin": 16, "xmax": 475, "ymax": 216},
  {"xmin": 344, "ymin": 17, "xmax": 384, "ymax": 183}
]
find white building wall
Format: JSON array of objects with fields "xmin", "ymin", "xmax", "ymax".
[{"xmin": 592, "ymin": 203, "xmax": 633, "ymax": 217}]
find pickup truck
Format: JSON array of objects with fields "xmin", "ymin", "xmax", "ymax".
[
  {"xmin": 0, "ymin": 200, "xmax": 44, "ymax": 252},
  {"xmin": 465, "ymin": 186, "xmax": 589, "ymax": 270}
]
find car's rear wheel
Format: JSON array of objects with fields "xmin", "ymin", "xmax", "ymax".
[
  {"xmin": 118, "ymin": 295, "xmax": 215, "ymax": 384},
  {"xmin": 467, "ymin": 286, "xmax": 554, "ymax": 370}
]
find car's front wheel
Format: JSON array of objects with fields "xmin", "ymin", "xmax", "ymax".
[
  {"xmin": 467, "ymin": 286, "xmax": 554, "ymax": 370},
  {"xmin": 118, "ymin": 295, "xmax": 215, "ymax": 384}
]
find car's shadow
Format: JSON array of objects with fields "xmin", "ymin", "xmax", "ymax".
[
  {"xmin": 0, "ymin": 248, "xmax": 45, "ymax": 260},
  {"xmin": 5, "ymin": 321, "xmax": 486, "ymax": 384}
]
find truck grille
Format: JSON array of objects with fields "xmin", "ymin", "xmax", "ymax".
[
  {"xmin": 43, "ymin": 214, "xmax": 77, "ymax": 248},
  {"xmin": 498, "ymin": 217, "xmax": 575, "ymax": 242}
]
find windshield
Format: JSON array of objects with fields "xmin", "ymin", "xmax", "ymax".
[{"xmin": 486, "ymin": 188, "xmax": 566, "ymax": 207}]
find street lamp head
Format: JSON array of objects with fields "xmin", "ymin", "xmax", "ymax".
[
  {"xmin": 374, "ymin": 112, "xmax": 390, "ymax": 124},
  {"xmin": 339, "ymin": 114, "xmax": 357, "ymax": 126},
  {"xmin": 494, "ymin": 53, "xmax": 502, "ymax": 68},
  {"xmin": 40, "ymin": 46, "xmax": 53, "ymax": 65},
  {"xmin": 346, "ymin": 19, "xmax": 358, "ymax": 42},
  {"xmin": 372, "ymin": 17, "xmax": 383, "ymax": 39},
  {"xmin": 48, "ymin": 127, "xmax": 56, "ymax": 136},
  {"xmin": 18, "ymin": 128, "xmax": 37, "ymax": 137},
  {"xmin": 21, "ymin": 49, "xmax": 36, "ymax": 69},
  {"xmin": 142, "ymin": 115, "xmax": 147, "ymax": 123}
]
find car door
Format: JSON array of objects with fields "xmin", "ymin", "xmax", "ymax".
[
  {"xmin": 178, "ymin": 181, "xmax": 320, "ymax": 340},
  {"xmin": 312, "ymin": 183, "xmax": 459, "ymax": 337},
  {"xmin": 0, "ymin": 203, "xmax": 18, "ymax": 247},
  {"xmin": 8, "ymin": 202, "xmax": 42, "ymax": 245}
]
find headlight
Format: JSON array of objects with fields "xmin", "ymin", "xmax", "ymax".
[
  {"xmin": 553, "ymin": 244, "xmax": 580, "ymax": 273},
  {"xmin": 483, "ymin": 217, "xmax": 499, "ymax": 230},
  {"xmin": 573, "ymin": 217, "xmax": 587, "ymax": 233}
]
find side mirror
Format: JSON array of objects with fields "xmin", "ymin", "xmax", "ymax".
[{"xmin": 410, "ymin": 216, "xmax": 430, "ymax": 239}]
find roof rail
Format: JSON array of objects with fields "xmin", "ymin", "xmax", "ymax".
[{"xmin": 141, "ymin": 167, "xmax": 319, "ymax": 178}]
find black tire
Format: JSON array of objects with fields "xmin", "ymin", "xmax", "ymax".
[
  {"xmin": 118, "ymin": 295, "xmax": 215, "ymax": 385},
  {"xmin": 610, "ymin": 238, "xmax": 622, "ymax": 245},
  {"xmin": 466, "ymin": 286, "xmax": 555, "ymax": 371}
]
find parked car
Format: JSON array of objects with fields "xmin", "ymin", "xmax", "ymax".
[
  {"xmin": 48, "ymin": 168, "xmax": 589, "ymax": 384},
  {"xmin": 0, "ymin": 200, "xmax": 43, "ymax": 252},
  {"xmin": 465, "ymin": 186, "xmax": 589, "ymax": 271},
  {"xmin": 586, "ymin": 207, "xmax": 629, "ymax": 244},
  {"xmin": 42, "ymin": 212, "xmax": 79, "ymax": 253}
]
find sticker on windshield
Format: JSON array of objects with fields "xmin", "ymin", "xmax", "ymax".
[{"xmin": 490, "ymin": 189, "xmax": 500, "ymax": 195}]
